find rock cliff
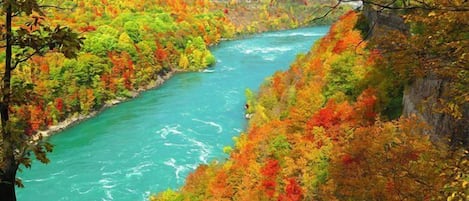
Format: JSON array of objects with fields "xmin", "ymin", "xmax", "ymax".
[{"xmin": 363, "ymin": 5, "xmax": 469, "ymax": 146}]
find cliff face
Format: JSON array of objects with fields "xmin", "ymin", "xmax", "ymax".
[
  {"xmin": 364, "ymin": 6, "xmax": 469, "ymax": 146},
  {"xmin": 403, "ymin": 77, "xmax": 469, "ymax": 146},
  {"xmin": 362, "ymin": 5, "xmax": 408, "ymax": 35}
]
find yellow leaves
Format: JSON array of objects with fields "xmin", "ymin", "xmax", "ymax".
[
  {"xmin": 178, "ymin": 53, "xmax": 189, "ymax": 69},
  {"xmin": 463, "ymin": 180, "xmax": 469, "ymax": 189},
  {"xmin": 118, "ymin": 32, "xmax": 133, "ymax": 44}
]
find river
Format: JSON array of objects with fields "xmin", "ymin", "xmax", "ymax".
[{"xmin": 17, "ymin": 26, "xmax": 329, "ymax": 201}]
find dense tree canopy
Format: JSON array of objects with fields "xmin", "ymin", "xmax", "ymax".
[
  {"xmin": 0, "ymin": 0, "xmax": 346, "ymax": 200},
  {"xmin": 151, "ymin": 3, "xmax": 469, "ymax": 200}
]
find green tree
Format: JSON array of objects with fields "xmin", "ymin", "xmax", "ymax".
[{"xmin": 0, "ymin": 1, "xmax": 82, "ymax": 200}]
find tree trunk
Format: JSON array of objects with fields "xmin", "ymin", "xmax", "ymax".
[
  {"xmin": 0, "ymin": 160, "xmax": 18, "ymax": 201},
  {"xmin": 1, "ymin": 3, "xmax": 18, "ymax": 201}
]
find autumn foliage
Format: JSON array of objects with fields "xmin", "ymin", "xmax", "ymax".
[
  {"xmin": 152, "ymin": 9, "xmax": 468, "ymax": 201},
  {"xmin": 0, "ymin": 0, "xmax": 346, "ymax": 138}
]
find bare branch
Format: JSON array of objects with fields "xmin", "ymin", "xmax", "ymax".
[
  {"xmin": 309, "ymin": 0, "xmax": 343, "ymax": 23},
  {"xmin": 362, "ymin": 0, "xmax": 469, "ymax": 12}
]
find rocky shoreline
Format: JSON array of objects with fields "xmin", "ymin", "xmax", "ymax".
[{"xmin": 36, "ymin": 70, "xmax": 175, "ymax": 139}]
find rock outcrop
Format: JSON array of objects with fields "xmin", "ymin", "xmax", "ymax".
[
  {"xmin": 403, "ymin": 76, "xmax": 469, "ymax": 146},
  {"xmin": 363, "ymin": 5, "xmax": 469, "ymax": 146}
]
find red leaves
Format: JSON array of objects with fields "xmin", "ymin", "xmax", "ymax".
[
  {"xmin": 309, "ymin": 104, "xmax": 338, "ymax": 129},
  {"xmin": 307, "ymin": 100, "xmax": 354, "ymax": 130},
  {"xmin": 341, "ymin": 154, "xmax": 355, "ymax": 165},
  {"xmin": 261, "ymin": 159, "xmax": 280, "ymax": 178},
  {"xmin": 262, "ymin": 180, "xmax": 277, "ymax": 197},
  {"xmin": 55, "ymin": 98, "xmax": 64, "ymax": 112},
  {"xmin": 385, "ymin": 180, "xmax": 395, "ymax": 193},
  {"xmin": 278, "ymin": 178, "xmax": 303, "ymax": 201},
  {"xmin": 154, "ymin": 47, "xmax": 168, "ymax": 61},
  {"xmin": 332, "ymin": 39, "xmax": 347, "ymax": 54},
  {"xmin": 261, "ymin": 159, "xmax": 280, "ymax": 198}
]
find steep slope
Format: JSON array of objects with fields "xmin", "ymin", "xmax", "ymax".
[{"xmin": 152, "ymin": 8, "xmax": 468, "ymax": 201}]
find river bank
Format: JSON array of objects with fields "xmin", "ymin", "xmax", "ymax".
[
  {"xmin": 36, "ymin": 70, "xmax": 175, "ymax": 139},
  {"xmin": 34, "ymin": 23, "xmax": 343, "ymax": 140},
  {"xmin": 23, "ymin": 1, "xmax": 349, "ymax": 142}
]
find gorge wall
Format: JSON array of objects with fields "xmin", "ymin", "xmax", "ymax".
[{"xmin": 363, "ymin": 5, "xmax": 469, "ymax": 146}]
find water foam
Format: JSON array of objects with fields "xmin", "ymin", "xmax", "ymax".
[
  {"xmin": 264, "ymin": 32, "xmax": 325, "ymax": 37},
  {"xmin": 163, "ymin": 158, "xmax": 188, "ymax": 181},
  {"xmin": 262, "ymin": 55, "xmax": 276, "ymax": 61},
  {"xmin": 241, "ymin": 47, "xmax": 292, "ymax": 55},
  {"xmin": 185, "ymin": 136, "xmax": 211, "ymax": 163},
  {"xmin": 126, "ymin": 161, "xmax": 153, "ymax": 178},
  {"xmin": 156, "ymin": 124, "xmax": 182, "ymax": 139},
  {"xmin": 192, "ymin": 118, "xmax": 223, "ymax": 133},
  {"xmin": 71, "ymin": 184, "xmax": 95, "ymax": 195}
]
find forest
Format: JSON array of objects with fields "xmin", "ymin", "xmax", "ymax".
[
  {"xmin": 151, "ymin": 1, "xmax": 469, "ymax": 201},
  {"xmin": 1, "ymin": 0, "xmax": 345, "ymax": 200},
  {"xmin": 1, "ymin": 0, "xmax": 468, "ymax": 200}
]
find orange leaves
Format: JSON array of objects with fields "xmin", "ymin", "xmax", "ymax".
[
  {"xmin": 354, "ymin": 88, "xmax": 377, "ymax": 123},
  {"xmin": 154, "ymin": 47, "xmax": 168, "ymax": 62},
  {"xmin": 183, "ymin": 165, "xmax": 210, "ymax": 193},
  {"xmin": 336, "ymin": 11, "xmax": 358, "ymax": 33},
  {"xmin": 366, "ymin": 49, "xmax": 383, "ymax": 65},
  {"xmin": 167, "ymin": 0, "xmax": 188, "ymax": 15},
  {"xmin": 78, "ymin": 25, "xmax": 96, "ymax": 33},
  {"xmin": 272, "ymin": 73, "xmax": 285, "ymax": 98},
  {"xmin": 332, "ymin": 30, "xmax": 363, "ymax": 54},
  {"xmin": 108, "ymin": 51, "xmax": 134, "ymax": 90},
  {"xmin": 29, "ymin": 105, "xmax": 44, "ymax": 132},
  {"xmin": 326, "ymin": 116, "xmax": 444, "ymax": 200},
  {"xmin": 208, "ymin": 170, "xmax": 233, "ymax": 198}
]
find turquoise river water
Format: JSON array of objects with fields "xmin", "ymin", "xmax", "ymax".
[{"xmin": 17, "ymin": 26, "xmax": 328, "ymax": 201}]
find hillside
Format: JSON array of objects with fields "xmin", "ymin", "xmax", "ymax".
[
  {"xmin": 1, "ymin": 0, "xmax": 345, "ymax": 138},
  {"xmin": 151, "ymin": 2, "xmax": 469, "ymax": 200},
  {"xmin": 1, "ymin": 1, "xmax": 348, "ymax": 199},
  {"xmin": 1, "ymin": 0, "xmax": 467, "ymax": 200}
]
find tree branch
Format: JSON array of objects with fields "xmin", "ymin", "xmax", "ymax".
[
  {"xmin": 39, "ymin": 4, "xmax": 77, "ymax": 11},
  {"xmin": 309, "ymin": 0, "xmax": 343, "ymax": 23},
  {"xmin": 361, "ymin": 0, "xmax": 469, "ymax": 12},
  {"xmin": 12, "ymin": 50, "xmax": 41, "ymax": 70}
]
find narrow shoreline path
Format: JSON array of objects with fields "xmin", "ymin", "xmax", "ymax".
[{"xmin": 17, "ymin": 26, "xmax": 329, "ymax": 201}]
